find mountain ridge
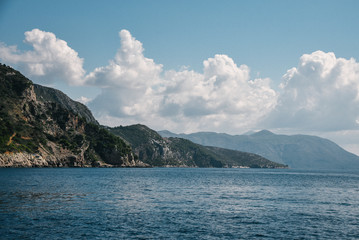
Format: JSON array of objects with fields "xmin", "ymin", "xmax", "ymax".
[{"xmin": 158, "ymin": 129, "xmax": 359, "ymax": 169}]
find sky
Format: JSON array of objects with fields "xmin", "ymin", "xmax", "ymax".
[{"xmin": 1, "ymin": 0, "xmax": 359, "ymax": 154}]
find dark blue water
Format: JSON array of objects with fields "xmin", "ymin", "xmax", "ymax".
[{"xmin": 0, "ymin": 168, "xmax": 359, "ymax": 239}]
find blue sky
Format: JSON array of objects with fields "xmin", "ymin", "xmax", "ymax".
[
  {"xmin": 1, "ymin": 0, "xmax": 359, "ymax": 154},
  {"xmin": 2, "ymin": 0, "xmax": 358, "ymax": 84}
]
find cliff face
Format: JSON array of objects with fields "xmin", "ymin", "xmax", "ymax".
[
  {"xmin": 33, "ymin": 84, "xmax": 98, "ymax": 125},
  {"xmin": 109, "ymin": 124, "xmax": 287, "ymax": 168},
  {"xmin": 0, "ymin": 64, "xmax": 145, "ymax": 167}
]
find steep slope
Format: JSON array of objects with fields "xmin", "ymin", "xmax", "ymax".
[
  {"xmin": 0, "ymin": 64, "xmax": 144, "ymax": 167},
  {"xmin": 159, "ymin": 130, "xmax": 359, "ymax": 169},
  {"xmin": 109, "ymin": 124, "xmax": 287, "ymax": 168},
  {"xmin": 34, "ymin": 84, "xmax": 98, "ymax": 124}
]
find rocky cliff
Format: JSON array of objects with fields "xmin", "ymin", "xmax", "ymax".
[
  {"xmin": 33, "ymin": 84, "xmax": 98, "ymax": 125},
  {"xmin": 0, "ymin": 64, "xmax": 146, "ymax": 167}
]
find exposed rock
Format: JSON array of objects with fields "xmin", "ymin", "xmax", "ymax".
[{"xmin": 0, "ymin": 63, "xmax": 144, "ymax": 167}]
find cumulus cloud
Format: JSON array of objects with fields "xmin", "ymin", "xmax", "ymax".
[
  {"xmin": 0, "ymin": 29, "xmax": 85, "ymax": 85},
  {"xmin": 87, "ymin": 30, "xmax": 278, "ymax": 132},
  {"xmin": 155, "ymin": 55, "xmax": 277, "ymax": 132},
  {"xmin": 265, "ymin": 50, "xmax": 359, "ymax": 131},
  {"xmin": 86, "ymin": 30, "xmax": 162, "ymax": 88},
  {"xmin": 87, "ymin": 30, "xmax": 163, "ymax": 120}
]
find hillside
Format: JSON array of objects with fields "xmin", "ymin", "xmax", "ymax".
[
  {"xmin": 0, "ymin": 64, "xmax": 144, "ymax": 167},
  {"xmin": 109, "ymin": 124, "xmax": 287, "ymax": 168},
  {"xmin": 159, "ymin": 130, "xmax": 359, "ymax": 169}
]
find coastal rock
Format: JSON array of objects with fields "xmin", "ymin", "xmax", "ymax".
[{"xmin": 0, "ymin": 63, "xmax": 144, "ymax": 167}]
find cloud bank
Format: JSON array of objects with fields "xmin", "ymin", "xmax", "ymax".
[{"xmin": 1, "ymin": 29, "xmax": 359, "ymax": 136}]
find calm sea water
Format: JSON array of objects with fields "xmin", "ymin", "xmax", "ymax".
[{"xmin": 0, "ymin": 168, "xmax": 358, "ymax": 239}]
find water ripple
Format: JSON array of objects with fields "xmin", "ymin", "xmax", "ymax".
[{"xmin": 0, "ymin": 168, "xmax": 359, "ymax": 239}]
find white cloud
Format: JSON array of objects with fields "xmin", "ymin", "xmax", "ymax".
[
  {"xmin": 0, "ymin": 29, "xmax": 85, "ymax": 85},
  {"xmin": 86, "ymin": 30, "xmax": 163, "ymax": 88},
  {"xmin": 86, "ymin": 30, "xmax": 278, "ymax": 133},
  {"xmin": 155, "ymin": 55, "xmax": 278, "ymax": 132},
  {"xmin": 87, "ymin": 30, "xmax": 163, "ymax": 120},
  {"xmin": 265, "ymin": 50, "xmax": 359, "ymax": 131}
]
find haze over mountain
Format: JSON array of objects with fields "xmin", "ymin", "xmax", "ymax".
[{"xmin": 159, "ymin": 130, "xmax": 359, "ymax": 170}]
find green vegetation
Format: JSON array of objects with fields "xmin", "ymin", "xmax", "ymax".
[
  {"xmin": 0, "ymin": 64, "xmax": 31, "ymax": 97},
  {"xmin": 110, "ymin": 124, "xmax": 163, "ymax": 148},
  {"xmin": 110, "ymin": 124, "xmax": 167, "ymax": 166},
  {"xmin": 205, "ymin": 146, "xmax": 287, "ymax": 168},
  {"xmin": 167, "ymin": 137, "xmax": 223, "ymax": 167},
  {"xmin": 85, "ymin": 123, "xmax": 132, "ymax": 163}
]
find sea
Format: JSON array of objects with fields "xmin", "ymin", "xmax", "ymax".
[{"xmin": 0, "ymin": 168, "xmax": 358, "ymax": 239}]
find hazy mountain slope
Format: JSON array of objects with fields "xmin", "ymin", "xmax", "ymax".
[
  {"xmin": 0, "ymin": 64, "xmax": 143, "ymax": 167},
  {"xmin": 159, "ymin": 130, "xmax": 359, "ymax": 169},
  {"xmin": 109, "ymin": 124, "xmax": 287, "ymax": 168}
]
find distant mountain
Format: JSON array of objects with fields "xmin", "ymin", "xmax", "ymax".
[
  {"xmin": 109, "ymin": 124, "xmax": 287, "ymax": 168},
  {"xmin": 159, "ymin": 130, "xmax": 359, "ymax": 169},
  {"xmin": 0, "ymin": 63, "xmax": 144, "ymax": 167}
]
